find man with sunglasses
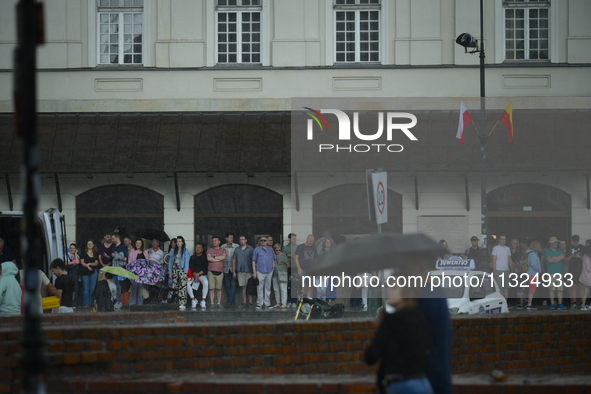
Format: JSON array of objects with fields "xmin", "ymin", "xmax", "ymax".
[{"xmin": 252, "ymin": 237, "xmax": 276, "ymax": 310}]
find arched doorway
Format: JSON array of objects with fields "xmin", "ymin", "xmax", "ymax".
[
  {"xmin": 313, "ymin": 184, "xmax": 402, "ymax": 242},
  {"xmin": 76, "ymin": 185, "xmax": 164, "ymax": 246},
  {"xmin": 487, "ymin": 184, "xmax": 571, "ymax": 245},
  {"xmin": 194, "ymin": 185, "xmax": 283, "ymax": 247}
]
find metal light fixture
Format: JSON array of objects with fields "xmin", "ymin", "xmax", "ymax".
[{"xmin": 456, "ymin": 32, "xmax": 479, "ymax": 53}]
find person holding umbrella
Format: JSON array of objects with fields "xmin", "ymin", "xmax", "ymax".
[
  {"xmin": 128, "ymin": 239, "xmax": 148, "ymax": 306},
  {"xmin": 310, "ymin": 234, "xmax": 452, "ymax": 394},
  {"xmin": 365, "ymin": 283, "xmax": 432, "ymax": 394}
]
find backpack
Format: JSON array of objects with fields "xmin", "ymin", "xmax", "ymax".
[
  {"xmin": 92, "ymin": 280, "xmax": 114, "ymax": 312},
  {"xmin": 246, "ymin": 277, "xmax": 258, "ymax": 296},
  {"xmin": 516, "ymin": 252, "xmax": 532, "ymax": 274}
]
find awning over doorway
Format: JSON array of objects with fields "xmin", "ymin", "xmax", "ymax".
[{"xmin": 0, "ymin": 112, "xmax": 291, "ymax": 174}]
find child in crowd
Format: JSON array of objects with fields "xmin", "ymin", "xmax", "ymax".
[
  {"xmin": 92, "ymin": 272, "xmax": 116, "ymax": 312},
  {"xmin": 120, "ymin": 277, "xmax": 131, "ymax": 309},
  {"xmin": 105, "ymin": 273, "xmax": 117, "ymax": 303}
]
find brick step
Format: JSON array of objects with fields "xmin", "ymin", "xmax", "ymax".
[{"xmin": 37, "ymin": 373, "xmax": 591, "ymax": 394}]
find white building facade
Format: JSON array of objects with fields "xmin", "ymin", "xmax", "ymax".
[{"xmin": 0, "ymin": 0, "xmax": 590, "ymax": 253}]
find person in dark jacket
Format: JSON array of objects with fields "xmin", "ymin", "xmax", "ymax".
[
  {"xmin": 187, "ymin": 243, "xmax": 208, "ymax": 309},
  {"xmin": 365, "ymin": 284, "xmax": 433, "ymax": 394}
]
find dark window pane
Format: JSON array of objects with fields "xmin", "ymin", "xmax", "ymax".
[{"xmin": 252, "ymin": 53, "xmax": 260, "ymax": 62}]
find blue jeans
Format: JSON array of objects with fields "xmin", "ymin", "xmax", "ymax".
[
  {"xmin": 81, "ymin": 271, "xmax": 98, "ymax": 307},
  {"xmin": 386, "ymin": 378, "xmax": 433, "ymax": 394},
  {"xmin": 223, "ymin": 270, "xmax": 237, "ymax": 305}
]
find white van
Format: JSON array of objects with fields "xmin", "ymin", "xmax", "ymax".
[
  {"xmin": 0, "ymin": 208, "xmax": 65, "ymax": 275},
  {"xmin": 429, "ymin": 269, "xmax": 509, "ymax": 314}
]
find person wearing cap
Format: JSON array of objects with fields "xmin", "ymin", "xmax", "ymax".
[
  {"xmin": 544, "ymin": 236, "xmax": 566, "ymax": 310},
  {"xmin": 464, "ymin": 236, "xmax": 481, "ymax": 269}
]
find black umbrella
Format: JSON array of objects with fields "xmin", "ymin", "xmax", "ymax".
[
  {"xmin": 135, "ymin": 229, "xmax": 170, "ymax": 242},
  {"xmin": 307, "ymin": 233, "xmax": 445, "ymax": 276}
]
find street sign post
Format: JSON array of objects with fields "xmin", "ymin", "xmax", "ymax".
[{"xmin": 366, "ymin": 169, "xmax": 388, "ymax": 230}]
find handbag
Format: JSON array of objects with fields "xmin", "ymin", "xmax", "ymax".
[{"xmin": 278, "ymin": 270, "xmax": 288, "ymax": 283}]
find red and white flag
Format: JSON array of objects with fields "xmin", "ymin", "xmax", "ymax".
[{"xmin": 456, "ymin": 100, "xmax": 472, "ymax": 146}]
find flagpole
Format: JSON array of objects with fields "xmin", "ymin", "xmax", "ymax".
[
  {"xmin": 487, "ymin": 120, "xmax": 500, "ymax": 137},
  {"xmin": 470, "ymin": 119, "xmax": 480, "ymax": 135}
]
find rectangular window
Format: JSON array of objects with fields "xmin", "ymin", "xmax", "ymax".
[
  {"xmin": 98, "ymin": 0, "xmax": 143, "ymax": 65},
  {"xmin": 334, "ymin": 0, "xmax": 380, "ymax": 63},
  {"xmin": 504, "ymin": 0, "xmax": 549, "ymax": 61},
  {"xmin": 216, "ymin": 0, "xmax": 261, "ymax": 64}
]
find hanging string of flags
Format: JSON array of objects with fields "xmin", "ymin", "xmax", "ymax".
[{"xmin": 456, "ymin": 101, "xmax": 514, "ymax": 144}]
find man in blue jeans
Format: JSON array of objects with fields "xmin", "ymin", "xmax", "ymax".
[{"xmin": 222, "ymin": 233, "xmax": 239, "ymax": 308}]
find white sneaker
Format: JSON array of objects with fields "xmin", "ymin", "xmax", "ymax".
[
  {"xmin": 114, "ymin": 302, "xmax": 122, "ymax": 309},
  {"xmin": 179, "ymin": 305, "xmax": 186, "ymax": 311},
  {"xmin": 581, "ymin": 305, "xmax": 591, "ymax": 311},
  {"xmin": 200, "ymin": 300, "xmax": 206, "ymax": 308},
  {"xmin": 191, "ymin": 299, "xmax": 197, "ymax": 309}
]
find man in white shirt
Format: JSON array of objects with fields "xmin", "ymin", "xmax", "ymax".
[
  {"xmin": 19, "ymin": 267, "xmax": 59, "ymax": 313},
  {"xmin": 147, "ymin": 238, "xmax": 165, "ymax": 266},
  {"xmin": 491, "ymin": 235, "xmax": 513, "ymax": 299}
]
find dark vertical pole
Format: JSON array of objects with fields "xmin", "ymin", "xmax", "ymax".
[
  {"xmin": 173, "ymin": 172, "xmax": 180, "ymax": 212},
  {"xmin": 15, "ymin": 1, "xmax": 44, "ymax": 393},
  {"xmin": 5, "ymin": 174, "xmax": 14, "ymax": 211},
  {"xmin": 294, "ymin": 172, "xmax": 300, "ymax": 212},
  {"xmin": 54, "ymin": 173, "xmax": 62, "ymax": 212},
  {"xmin": 586, "ymin": 175, "xmax": 590, "ymax": 210},
  {"xmin": 479, "ymin": 0, "xmax": 489, "ymax": 267}
]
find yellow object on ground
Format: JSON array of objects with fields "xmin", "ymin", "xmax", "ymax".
[{"xmin": 42, "ymin": 296, "xmax": 60, "ymax": 310}]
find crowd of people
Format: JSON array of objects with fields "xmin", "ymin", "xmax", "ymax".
[
  {"xmin": 438, "ymin": 234, "xmax": 591, "ymax": 311},
  {"xmin": 0, "ymin": 230, "xmax": 342, "ymax": 314},
  {"xmin": 3, "ymin": 228, "xmax": 591, "ymax": 316}
]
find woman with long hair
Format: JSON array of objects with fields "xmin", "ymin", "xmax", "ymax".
[
  {"xmin": 169, "ymin": 236, "xmax": 190, "ymax": 310},
  {"xmin": 79, "ymin": 240, "xmax": 99, "ymax": 309},
  {"xmin": 65, "ymin": 243, "xmax": 81, "ymax": 307},
  {"xmin": 168, "ymin": 238, "xmax": 177, "ymax": 253},
  {"xmin": 128, "ymin": 238, "xmax": 148, "ymax": 306}
]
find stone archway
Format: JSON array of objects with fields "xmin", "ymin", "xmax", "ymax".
[
  {"xmin": 313, "ymin": 184, "xmax": 402, "ymax": 242},
  {"xmin": 194, "ymin": 185, "xmax": 283, "ymax": 247},
  {"xmin": 486, "ymin": 183, "xmax": 571, "ymax": 246},
  {"xmin": 76, "ymin": 185, "xmax": 164, "ymax": 246}
]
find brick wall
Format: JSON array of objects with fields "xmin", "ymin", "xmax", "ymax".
[{"xmin": 1, "ymin": 312, "xmax": 590, "ymax": 393}]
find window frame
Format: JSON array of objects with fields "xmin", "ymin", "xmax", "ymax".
[
  {"xmin": 215, "ymin": 0, "xmax": 262, "ymax": 65},
  {"xmin": 332, "ymin": 0, "xmax": 382, "ymax": 64},
  {"xmin": 501, "ymin": 0, "xmax": 551, "ymax": 62},
  {"xmin": 96, "ymin": 0, "xmax": 145, "ymax": 66}
]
